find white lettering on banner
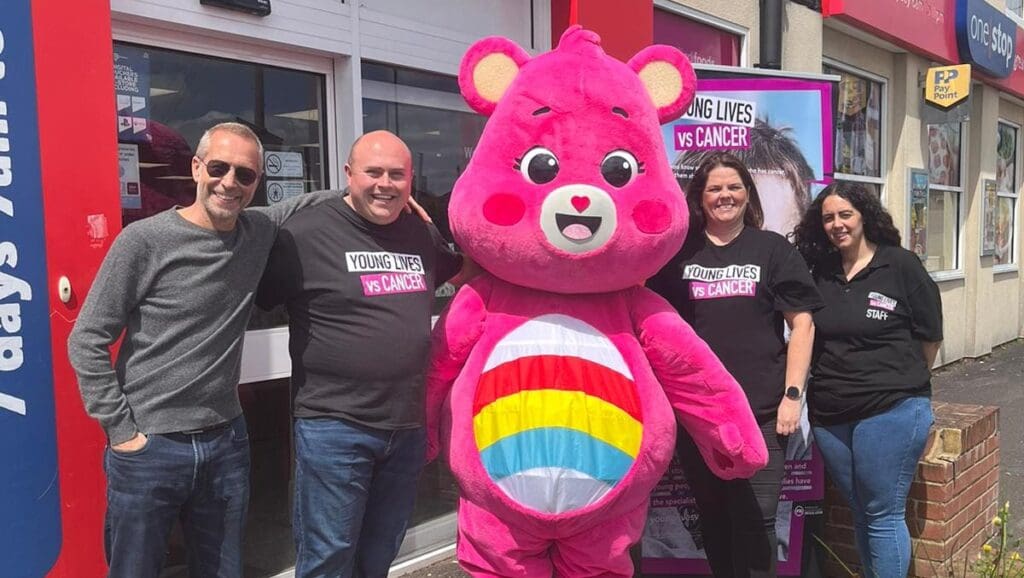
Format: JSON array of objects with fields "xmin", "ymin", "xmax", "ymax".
[
  {"xmin": 969, "ymin": 13, "xmax": 1014, "ymax": 70},
  {"xmin": 681, "ymin": 263, "xmax": 762, "ymax": 283},
  {"xmin": 345, "ymin": 251, "xmax": 424, "ymax": 273},
  {"xmin": 682, "ymin": 95, "xmax": 756, "ymax": 127},
  {"xmin": 0, "ymin": 24, "xmax": 28, "ymax": 416}
]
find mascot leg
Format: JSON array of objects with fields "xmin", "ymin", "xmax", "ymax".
[
  {"xmin": 456, "ymin": 498, "xmax": 553, "ymax": 577},
  {"xmin": 550, "ymin": 502, "xmax": 646, "ymax": 578}
]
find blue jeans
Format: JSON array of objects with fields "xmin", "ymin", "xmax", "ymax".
[
  {"xmin": 293, "ymin": 417, "xmax": 425, "ymax": 578},
  {"xmin": 103, "ymin": 414, "xmax": 251, "ymax": 578},
  {"xmin": 813, "ymin": 396, "xmax": 933, "ymax": 578}
]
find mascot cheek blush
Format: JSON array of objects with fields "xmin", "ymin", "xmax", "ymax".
[{"xmin": 426, "ymin": 26, "xmax": 768, "ymax": 577}]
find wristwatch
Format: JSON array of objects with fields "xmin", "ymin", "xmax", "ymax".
[{"xmin": 784, "ymin": 386, "xmax": 803, "ymax": 401}]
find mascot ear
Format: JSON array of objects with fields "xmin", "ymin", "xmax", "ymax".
[
  {"xmin": 459, "ymin": 36, "xmax": 531, "ymax": 117},
  {"xmin": 627, "ymin": 45, "xmax": 697, "ymax": 125}
]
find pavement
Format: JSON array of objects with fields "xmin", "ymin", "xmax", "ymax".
[{"xmin": 402, "ymin": 339, "xmax": 1024, "ymax": 578}]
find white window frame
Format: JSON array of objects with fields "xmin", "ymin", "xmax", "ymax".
[
  {"xmin": 653, "ymin": 0, "xmax": 750, "ymax": 67},
  {"xmin": 111, "ymin": 19, "xmax": 339, "ymax": 384},
  {"xmin": 822, "ymin": 59, "xmax": 888, "ymax": 202},
  {"xmin": 995, "ymin": 118, "xmax": 1020, "ymax": 273},
  {"xmin": 925, "ymin": 121, "xmax": 967, "ymax": 282}
]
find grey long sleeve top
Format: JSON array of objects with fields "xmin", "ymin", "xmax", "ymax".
[{"xmin": 68, "ymin": 192, "xmax": 337, "ymax": 445}]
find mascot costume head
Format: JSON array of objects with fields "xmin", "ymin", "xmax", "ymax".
[{"xmin": 426, "ymin": 26, "xmax": 768, "ymax": 577}]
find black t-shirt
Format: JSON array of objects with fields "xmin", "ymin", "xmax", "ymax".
[
  {"xmin": 809, "ymin": 244, "xmax": 943, "ymax": 426},
  {"xmin": 648, "ymin": 227, "xmax": 823, "ymax": 423},
  {"xmin": 256, "ymin": 195, "xmax": 462, "ymax": 429}
]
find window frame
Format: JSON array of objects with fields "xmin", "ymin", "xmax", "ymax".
[
  {"xmin": 653, "ymin": 0, "xmax": 749, "ymax": 67},
  {"xmin": 822, "ymin": 59, "xmax": 888, "ymax": 202},
  {"xmin": 995, "ymin": 119, "xmax": 1020, "ymax": 273},
  {"xmin": 924, "ymin": 121, "xmax": 967, "ymax": 281}
]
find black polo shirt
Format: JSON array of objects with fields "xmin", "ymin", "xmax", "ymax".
[
  {"xmin": 809, "ymin": 244, "xmax": 943, "ymax": 426},
  {"xmin": 649, "ymin": 227, "xmax": 823, "ymax": 423}
]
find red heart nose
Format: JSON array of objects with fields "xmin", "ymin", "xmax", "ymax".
[{"xmin": 570, "ymin": 196, "xmax": 591, "ymax": 213}]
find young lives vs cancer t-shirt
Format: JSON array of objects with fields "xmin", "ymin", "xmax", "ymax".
[
  {"xmin": 648, "ymin": 227, "xmax": 822, "ymax": 422},
  {"xmin": 257, "ymin": 195, "xmax": 461, "ymax": 429}
]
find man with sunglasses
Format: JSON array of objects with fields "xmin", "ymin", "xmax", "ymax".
[
  {"xmin": 256, "ymin": 130, "xmax": 464, "ymax": 578},
  {"xmin": 69, "ymin": 122, "xmax": 335, "ymax": 578}
]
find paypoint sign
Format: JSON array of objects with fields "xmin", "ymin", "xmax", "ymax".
[{"xmin": 926, "ymin": 64, "xmax": 972, "ymax": 108}]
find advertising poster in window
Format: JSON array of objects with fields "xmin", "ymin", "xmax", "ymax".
[
  {"xmin": 909, "ymin": 169, "xmax": 929, "ymax": 260},
  {"xmin": 996, "ymin": 123, "xmax": 1016, "ymax": 195},
  {"xmin": 995, "ymin": 196, "xmax": 1014, "ymax": 265},
  {"xmin": 643, "ymin": 73, "xmax": 832, "ymax": 576},
  {"xmin": 982, "ymin": 179, "xmax": 997, "ymax": 257},
  {"xmin": 661, "ymin": 77, "xmax": 833, "ymax": 236},
  {"xmin": 112, "ymin": 46, "xmax": 150, "ymax": 143}
]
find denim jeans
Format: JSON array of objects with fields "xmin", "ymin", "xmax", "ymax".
[
  {"xmin": 103, "ymin": 414, "xmax": 251, "ymax": 578},
  {"xmin": 676, "ymin": 420, "xmax": 788, "ymax": 578},
  {"xmin": 813, "ymin": 396, "xmax": 933, "ymax": 578},
  {"xmin": 293, "ymin": 417, "xmax": 425, "ymax": 578}
]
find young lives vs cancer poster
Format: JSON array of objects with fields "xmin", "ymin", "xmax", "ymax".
[{"xmin": 641, "ymin": 74, "xmax": 834, "ymax": 576}]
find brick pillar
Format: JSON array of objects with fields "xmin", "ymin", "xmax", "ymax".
[{"xmin": 823, "ymin": 403, "xmax": 1000, "ymax": 578}]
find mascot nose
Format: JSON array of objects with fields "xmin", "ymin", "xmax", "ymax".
[{"xmin": 570, "ymin": 195, "xmax": 591, "ymax": 213}]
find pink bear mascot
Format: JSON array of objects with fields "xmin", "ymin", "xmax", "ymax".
[{"xmin": 426, "ymin": 26, "xmax": 768, "ymax": 577}]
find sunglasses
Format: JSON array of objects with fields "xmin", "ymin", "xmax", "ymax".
[{"xmin": 197, "ymin": 158, "xmax": 260, "ymax": 186}]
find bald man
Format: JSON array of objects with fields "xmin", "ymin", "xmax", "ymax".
[{"xmin": 256, "ymin": 131, "xmax": 462, "ymax": 578}]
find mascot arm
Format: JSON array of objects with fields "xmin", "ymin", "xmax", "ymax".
[
  {"xmin": 425, "ymin": 279, "xmax": 489, "ymax": 463},
  {"xmin": 631, "ymin": 287, "xmax": 768, "ymax": 479}
]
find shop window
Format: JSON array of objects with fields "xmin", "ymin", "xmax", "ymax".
[
  {"xmin": 824, "ymin": 63, "xmax": 885, "ymax": 195},
  {"xmin": 925, "ymin": 123, "xmax": 963, "ymax": 273},
  {"xmin": 361, "ymin": 63, "xmax": 484, "ymax": 543},
  {"xmin": 112, "ymin": 42, "xmax": 328, "ymax": 329},
  {"xmin": 653, "ymin": 6, "xmax": 741, "ymax": 66},
  {"xmin": 361, "ymin": 62, "xmax": 487, "ymax": 317},
  {"xmin": 995, "ymin": 121, "xmax": 1018, "ymax": 266}
]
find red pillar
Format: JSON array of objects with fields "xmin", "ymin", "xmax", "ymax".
[
  {"xmin": 31, "ymin": 0, "xmax": 120, "ymax": 574},
  {"xmin": 551, "ymin": 0, "xmax": 654, "ymax": 62}
]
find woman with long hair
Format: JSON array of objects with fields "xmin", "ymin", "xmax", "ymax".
[
  {"xmin": 792, "ymin": 181, "xmax": 943, "ymax": 578},
  {"xmin": 648, "ymin": 152, "xmax": 822, "ymax": 577}
]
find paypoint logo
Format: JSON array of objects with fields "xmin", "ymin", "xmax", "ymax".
[{"xmin": 926, "ymin": 64, "xmax": 971, "ymax": 108}]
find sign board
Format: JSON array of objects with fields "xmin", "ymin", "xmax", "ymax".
[
  {"xmin": 113, "ymin": 46, "xmax": 150, "ymax": 142},
  {"xmin": 0, "ymin": 2, "xmax": 65, "ymax": 575},
  {"xmin": 925, "ymin": 64, "xmax": 971, "ymax": 108},
  {"xmin": 264, "ymin": 150, "xmax": 304, "ymax": 179},
  {"xmin": 955, "ymin": 0, "xmax": 1016, "ymax": 78},
  {"xmin": 643, "ymin": 69, "xmax": 833, "ymax": 577}
]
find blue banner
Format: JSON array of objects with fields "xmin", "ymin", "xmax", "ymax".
[
  {"xmin": 113, "ymin": 44, "xmax": 151, "ymax": 145},
  {"xmin": 0, "ymin": 1, "xmax": 64, "ymax": 575},
  {"xmin": 956, "ymin": 0, "xmax": 1016, "ymax": 78}
]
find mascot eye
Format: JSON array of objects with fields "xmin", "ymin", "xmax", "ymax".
[
  {"xmin": 601, "ymin": 150, "xmax": 643, "ymax": 188},
  {"xmin": 516, "ymin": 147, "xmax": 560, "ymax": 184}
]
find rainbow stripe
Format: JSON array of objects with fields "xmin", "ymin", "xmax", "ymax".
[{"xmin": 473, "ymin": 314, "xmax": 643, "ymax": 513}]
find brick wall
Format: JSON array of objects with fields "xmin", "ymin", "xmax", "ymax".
[{"xmin": 822, "ymin": 403, "xmax": 1000, "ymax": 578}]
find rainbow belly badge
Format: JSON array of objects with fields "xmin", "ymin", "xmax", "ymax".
[{"xmin": 473, "ymin": 314, "xmax": 643, "ymax": 514}]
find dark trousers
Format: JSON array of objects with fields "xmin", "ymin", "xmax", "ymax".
[
  {"xmin": 103, "ymin": 414, "xmax": 251, "ymax": 578},
  {"xmin": 676, "ymin": 420, "xmax": 787, "ymax": 578},
  {"xmin": 292, "ymin": 417, "xmax": 425, "ymax": 578}
]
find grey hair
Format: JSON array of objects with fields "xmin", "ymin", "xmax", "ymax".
[{"xmin": 195, "ymin": 122, "xmax": 264, "ymax": 169}]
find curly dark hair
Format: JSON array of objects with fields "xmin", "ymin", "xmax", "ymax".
[
  {"xmin": 792, "ymin": 181, "xmax": 902, "ymax": 272},
  {"xmin": 684, "ymin": 152, "xmax": 764, "ymax": 235}
]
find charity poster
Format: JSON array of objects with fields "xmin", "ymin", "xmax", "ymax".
[
  {"xmin": 982, "ymin": 179, "xmax": 997, "ymax": 257},
  {"xmin": 643, "ymin": 74, "xmax": 832, "ymax": 576},
  {"xmin": 660, "ymin": 76, "xmax": 834, "ymax": 236},
  {"xmin": 642, "ymin": 406, "xmax": 824, "ymax": 576},
  {"xmin": 113, "ymin": 45, "xmax": 150, "ymax": 143},
  {"xmin": 909, "ymin": 169, "xmax": 929, "ymax": 260}
]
